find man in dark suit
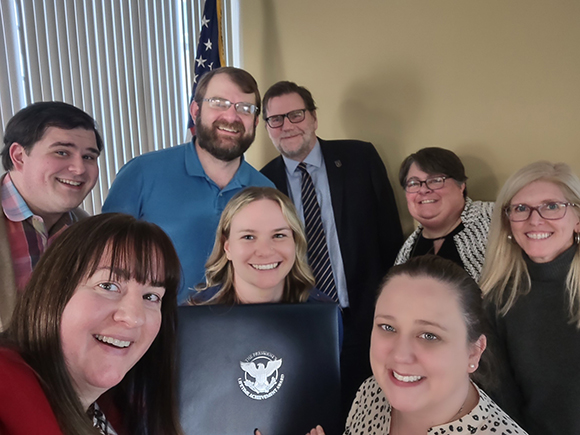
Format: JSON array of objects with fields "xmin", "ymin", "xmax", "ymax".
[{"xmin": 260, "ymin": 81, "xmax": 404, "ymax": 419}]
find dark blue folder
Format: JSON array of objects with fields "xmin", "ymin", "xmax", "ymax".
[{"xmin": 177, "ymin": 303, "xmax": 342, "ymax": 435}]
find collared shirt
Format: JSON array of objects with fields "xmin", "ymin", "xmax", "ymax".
[
  {"xmin": 102, "ymin": 140, "xmax": 274, "ymax": 304},
  {"xmin": 2, "ymin": 173, "xmax": 73, "ymax": 290},
  {"xmin": 282, "ymin": 141, "xmax": 350, "ymax": 307}
]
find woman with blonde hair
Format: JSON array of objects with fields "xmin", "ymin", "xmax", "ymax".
[
  {"xmin": 190, "ymin": 186, "xmax": 329, "ymax": 304},
  {"xmin": 480, "ymin": 161, "xmax": 580, "ymax": 434}
]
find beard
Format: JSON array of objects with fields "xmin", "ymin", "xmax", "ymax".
[
  {"xmin": 273, "ymin": 127, "xmax": 317, "ymax": 162},
  {"xmin": 196, "ymin": 114, "xmax": 255, "ymax": 162},
  {"xmin": 277, "ymin": 136, "xmax": 312, "ymax": 161}
]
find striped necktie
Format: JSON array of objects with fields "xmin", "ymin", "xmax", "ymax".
[{"xmin": 297, "ymin": 162, "xmax": 338, "ymax": 302}]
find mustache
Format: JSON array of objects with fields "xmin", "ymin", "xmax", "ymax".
[
  {"xmin": 280, "ymin": 129, "xmax": 304, "ymax": 139},
  {"xmin": 213, "ymin": 120, "xmax": 246, "ymax": 134}
]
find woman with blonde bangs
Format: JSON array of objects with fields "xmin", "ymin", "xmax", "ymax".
[
  {"xmin": 480, "ymin": 161, "xmax": 580, "ymax": 434},
  {"xmin": 190, "ymin": 186, "xmax": 329, "ymax": 305}
]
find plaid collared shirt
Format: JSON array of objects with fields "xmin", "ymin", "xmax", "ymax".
[{"xmin": 2, "ymin": 173, "xmax": 74, "ymax": 291}]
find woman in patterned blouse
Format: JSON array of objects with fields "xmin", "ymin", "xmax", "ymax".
[
  {"xmin": 308, "ymin": 256, "xmax": 526, "ymax": 435},
  {"xmin": 395, "ymin": 147, "xmax": 494, "ymax": 283}
]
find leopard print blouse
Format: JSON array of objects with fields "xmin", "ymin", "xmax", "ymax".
[{"xmin": 344, "ymin": 377, "xmax": 527, "ymax": 435}]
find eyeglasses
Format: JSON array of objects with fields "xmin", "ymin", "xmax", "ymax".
[
  {"xmin": 265, "ymin": 109, "xmax": 307, "ymax": 128},
  {"xmin": 404, "ymin": 176, "xmax": 448, "ymax": 193},
  {"xmin": 505, "ymin": 202, "xmax": 577, "ymax": 222},
  {"xmin": 202, "ymin": 98, "xmax": 258, "ymax": 116}
]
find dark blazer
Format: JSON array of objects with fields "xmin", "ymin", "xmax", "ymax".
[{"xmin": 261, "ymin": 138, "xmax": 404, "ymax": 332}]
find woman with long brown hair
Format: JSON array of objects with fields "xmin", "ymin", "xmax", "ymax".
[{"xmin": 0, "ymin": 213, "xmax": 183, "ymax": 434}]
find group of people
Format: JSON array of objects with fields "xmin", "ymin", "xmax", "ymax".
[
  {"xmin": 302, "ymin": 157, "xmax": 580, "ymax": 434},
  {"xmin": 0, "ymin": 65, "xmax": 578, "ymax": 435}
]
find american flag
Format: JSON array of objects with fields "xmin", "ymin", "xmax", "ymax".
[{"xmin": 187, "ymin": 0, "xmax": 225, "ymax": 133}]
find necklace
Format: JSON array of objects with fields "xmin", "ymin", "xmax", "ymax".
[
  {"xmin": 409, "ymin": 231, "xmax": 447, "ymax": 258},
  {"xmin": 421, "ymin": 215, "xmax": 463, "ymax": 240},
  {"xmin": 409, "ymin": 218, "xmax": 465, "ymax": 259},
  {"xmin": 423, "ymin": 234, "xmax": 447, "ymax": 242}
]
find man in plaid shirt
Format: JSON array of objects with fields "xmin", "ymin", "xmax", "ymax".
[{"xmin": 0, "ymin": 102, "xmax": 102, "ymax": 330}]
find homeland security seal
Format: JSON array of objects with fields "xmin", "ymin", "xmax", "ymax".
[{"xmin": 238, "ymin": 351, "xmax": 284, "ymax": 400}]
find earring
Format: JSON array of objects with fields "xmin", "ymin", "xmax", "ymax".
[
  {"xmin": 507, "ymin": 234, "xmax": 513, "ymax": 241},
  {"xmin": 575, "ymin": 232, "xmax": 580, "ymax": 245},
  {"xmin": 469, "ymin": 364, "xmax": 476, "ymax": 369}
]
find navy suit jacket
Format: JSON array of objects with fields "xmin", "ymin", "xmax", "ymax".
[{"xmin": 261, "ymin": 138, "xmax": 404, "ymax": 333}]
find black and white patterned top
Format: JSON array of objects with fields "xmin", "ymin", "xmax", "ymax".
[
  {"xmin": 395, "ymin": 198, "xmax": 494, "ymax": 283},
  {"xmin": 89, "ymin": 403, "xmax": 118, "ymax": 435},
  {"xmin": 344, "ymin": 377, "xmax": 527, "ymax": 435}
]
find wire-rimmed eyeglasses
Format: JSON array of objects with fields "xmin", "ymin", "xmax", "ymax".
[
  {"xmin": 202, "ymin": 98, "xmax": 258, "ymax": 116},
  {"xmin": 404, "ymin": 176, "xmax": 448, "ymax": 193},
  {"xmin": 265, "ymin": 109, "xmax": 307, "ymax": 128},
  {"xmin": 505, "ymin": 202, "xmax": 577, "ymax": 222}
]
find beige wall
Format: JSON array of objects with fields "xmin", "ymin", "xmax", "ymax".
[{"xmin": 239, "ymin": 0, "xmax": 580, "ymax": 234}]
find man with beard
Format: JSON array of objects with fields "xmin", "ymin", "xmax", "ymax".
[
  {"xmin": 260, "ymin": 81, "xmax": 404, "ymax": 423},
  {"xmin": 103, "ymin": 67, "xmax": 273, "ymax": 304}
]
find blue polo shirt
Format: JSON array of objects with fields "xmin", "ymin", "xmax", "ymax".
[{"xmin": 102, "ymin": 140, "xmax": 274, "ymax": 303}]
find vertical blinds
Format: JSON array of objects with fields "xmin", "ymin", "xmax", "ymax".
[{"xmin": 0, "ymin": 0, "xmax": 239, "ymax": 214}]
